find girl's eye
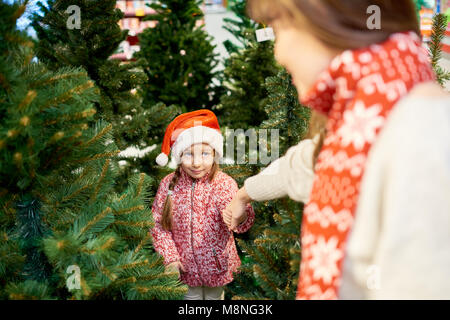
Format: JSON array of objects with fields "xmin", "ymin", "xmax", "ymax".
[{"xmin": 202, "ymin": 152, "xmax": 210, "ymax": 156}]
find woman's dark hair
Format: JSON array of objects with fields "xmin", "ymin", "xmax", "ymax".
[
  {"xmin": 247, "ymin": 0, "xmax": 421, "ymax": 50},
  {"xmin": 160, "ymin": 158, "xmax": 219, "ymax": 231}
]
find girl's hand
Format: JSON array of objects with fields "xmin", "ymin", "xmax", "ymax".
[
  {"xmin": 222, "ymin": 207, "xmax": 234, "ymax": 229},
  {"xmin": 222, "ymin": 187, "xmax": 252, "ymax": 231},
  {"xmin": 165, "ymin": 261, "xmax": 185, "ymax": 275}
]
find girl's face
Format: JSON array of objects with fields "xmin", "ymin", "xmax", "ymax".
[
  {"xmin": 271, "ymin": 18, "xmax": 343, "ymax": 95},
  {"xmin": 181, "ymin": 143, "xmax": 215, "ymax": 180}
]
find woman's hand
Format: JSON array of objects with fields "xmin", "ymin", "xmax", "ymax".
[
  {"xmin": 165, "ymin": 261, "xmax": 185, "ymax": 276},
  {"xmin": 222, "ymin": 186, "xmax": 252, "ymax": 231}
]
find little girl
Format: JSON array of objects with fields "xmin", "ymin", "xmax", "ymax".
[{"xmin": 150, "ymin": 109, "xmax": 255, "ymax": 300}]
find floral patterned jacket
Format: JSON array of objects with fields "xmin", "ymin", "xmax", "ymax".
[{"xmin": 150, "ymin": 168, "xmax": 255, "ymax": 287}]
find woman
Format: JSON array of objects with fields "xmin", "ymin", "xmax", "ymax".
[{"xmin": 223, "ymin": 0, "xmax": 450, "ymax": 299}]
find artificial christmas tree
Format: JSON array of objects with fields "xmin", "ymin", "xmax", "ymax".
[
  {"xmin": 0, "ymin": 1, "xmax": 186, "ymax": 299},
  {"xmin": 217, "ymin": 0, "xmax": 280, "ymax": 128},
  {"xmin": 222, "ymin": 69, "xmax": 311, "ymax": 299},
  {"xmin": 222, "ymin": 0, "xmax": 256, "ymax": 56},
  {"xmin": 217, "ymin": 2, "xmax": 305, "ymax": 299},
  {"xmin": 32, "ymin": 0, "xmax": 147, "ymax": 152},
  {"xmin": 260, "ymin": 70, "xmax": 311, "ymax": 148},
  {"xmin": 31, "ymin": 0, "xmax": 181, "ymax": 193},
  {"xmin": 136, "ymin": 0, "xmax": 220, "ymax": 113}
]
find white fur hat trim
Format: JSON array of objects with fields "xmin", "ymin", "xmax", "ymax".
[{"xmin": 170, "ymin": 126, "xmax": 223, "ymax": 165}]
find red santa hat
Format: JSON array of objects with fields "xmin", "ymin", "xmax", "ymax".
[{"xmin": 155, "ymin": 109, "xmax": 224, "ymax": 166}]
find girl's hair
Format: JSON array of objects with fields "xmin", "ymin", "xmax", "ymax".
[
  {"xmin": 305, "ymin": 109, "xmax": 328, "ymax": 166},
  {"xmin": 247, "ymin": 0, "xmax": 420, "ymax": 165},
  {"xmin": 246, "ymin": 0, "xmax": 420, "ymax": 50},
  {"xmin": 160, "ymin": 155, "xmax": 219, "ymax": 231}
]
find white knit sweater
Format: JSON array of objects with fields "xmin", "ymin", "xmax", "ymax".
[
  {"xmin": 243, "ymin": 88, "xmax": 450, "ymax": 299},
  {"xmin": 244, "ymin": 135, "xmax": 318, "ymax": 203}
]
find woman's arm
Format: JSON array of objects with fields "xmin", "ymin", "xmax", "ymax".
[
  {"xmin": 243, "ymin": 137, "xmax": 318, "ymax": 203},
  {"xmin": 223, "ymin": 137, "xmax": 319, "ymax": 230}
]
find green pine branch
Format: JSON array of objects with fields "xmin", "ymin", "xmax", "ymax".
[
  {"xmin": 136, "ymin": 0, "xmax": 219, "ymax": 113},
  {"xmin": 1, "ymin": 1, "xmax": 185, "ymax": 300},
  {"xmin": 428, "ymin": 13, "xmax": 450, "ymax": 87}
]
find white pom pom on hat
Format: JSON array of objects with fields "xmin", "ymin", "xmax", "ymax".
[
  {"xmin": 156, "ymin": 109, "xmax": 223, "ymax": 166},
  {"xmin": 155, "ymin": 152, "xmax": 169, "ymax": 166}
]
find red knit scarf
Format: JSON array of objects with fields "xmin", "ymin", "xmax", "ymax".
[{"xmin": 296, "ymin": 31, "xmax": 436, "ymax": 299}]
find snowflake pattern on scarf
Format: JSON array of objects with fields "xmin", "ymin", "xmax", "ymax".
[{"xmin": 296, "ymin": 31, "xmax": 436, "ymax": 300}]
